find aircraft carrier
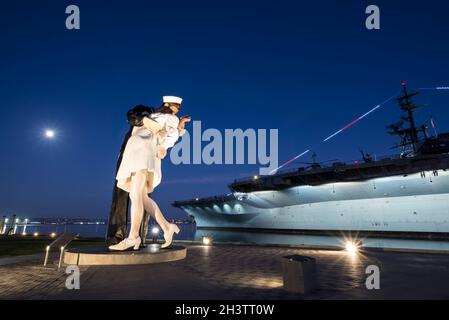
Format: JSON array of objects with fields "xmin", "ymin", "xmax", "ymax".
[{"xmin": 173, "ymin": 84, "xmax": 449, "ymax": 238}]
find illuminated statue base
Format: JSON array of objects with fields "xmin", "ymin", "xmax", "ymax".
[{"xmin": 64, "ymin": 244, "xmax": 186, "ymax": 266}]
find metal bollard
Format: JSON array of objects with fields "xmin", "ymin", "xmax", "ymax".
[
  {"xmin": 281, "ymin": 255, "xmax": 317, "ymax": 294},
  {"xmin": 58, "ymin": 246, "xmax": 65, "ymax": 269}
]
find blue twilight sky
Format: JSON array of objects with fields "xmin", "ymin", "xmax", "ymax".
[{"xmin": 1, "ymin": 0, "xmax": 449, "ymax": 219}]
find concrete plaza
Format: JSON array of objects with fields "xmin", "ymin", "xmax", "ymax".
[{"xmin": 1, "ymin": 243, "xmax": 449, "ymax": 300}]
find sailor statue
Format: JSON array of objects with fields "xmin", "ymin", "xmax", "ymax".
[{"xmin": 106, "ymin": 96, "xmax": 190, "ymax": 249}]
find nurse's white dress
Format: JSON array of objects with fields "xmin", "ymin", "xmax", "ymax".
[{"xmin": 116, "ymin": 112, "xmax": 180, "ymax": 193}]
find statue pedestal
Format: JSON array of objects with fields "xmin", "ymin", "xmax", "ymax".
[{"xmin": 63, "ymin": 245, "xmax": 186, "ymax": 266}]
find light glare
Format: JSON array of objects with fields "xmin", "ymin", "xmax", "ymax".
[
  {"xmin": 45, "ymin": 130, "xmax": 55, "ymax": 138},
  {"xmin": 202, "ymin": 236, "xmax": 212, "ymax": 246},
  {"xmin": 345, "ymin": 241, "xmax": 360, "ymax": 254}
]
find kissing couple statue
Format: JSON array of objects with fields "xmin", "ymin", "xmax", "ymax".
[{"xmin": 109, "ymin": 95, "xmax": 190, "ymax": 251}]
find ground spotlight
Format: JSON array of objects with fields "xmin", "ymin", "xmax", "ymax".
[
  {"xmin": 33, "ymin": 232, "xmax": 39, "ymax": 237},
  {"xmin": 345, "ymin": 240, "xmax": 362, "ymax": 254},
  {"xmin": 148, "ymin": 243, "xmax": 161, "ymax": 253},
  {"xmin": 202, "ymin": 236, "xmax": 212, "ymax": 246},
  {"xmin": 50, "ymin": 232, "xmax": 57, "ymax": 238}
]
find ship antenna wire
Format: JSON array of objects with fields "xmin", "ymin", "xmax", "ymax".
[
  {"xmin": 414, "ymin": 86, "xmax": 449, "ymax": 91},
  {"xmin": 270, "ymin": 85, "xmax": 449, "ymax": 175},
  {"xmin": 270, "ymin": 91, "xmax": 400, "ymax": 175}
]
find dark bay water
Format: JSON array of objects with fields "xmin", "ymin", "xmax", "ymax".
[{"xmin": 13, "ymin": 223, "xmax": 449, "ymax": 252}]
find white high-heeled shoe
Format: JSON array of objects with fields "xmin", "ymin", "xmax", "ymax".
[
  {"xmin": 108, "ymin": 236, "xmax": 141, "ymax": 251},
  {"xmin": 161, "ymin": 224, "xmax": 180, "ymax": 248}
]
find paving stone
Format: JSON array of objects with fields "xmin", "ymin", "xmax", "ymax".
[{"xmin": 1, "ymin": 244, "xmax": 449, "ymax": 299}]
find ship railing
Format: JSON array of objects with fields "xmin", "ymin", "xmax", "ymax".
[
  {"xmin": 173, "ymin": 194, "xmax": 236, "ymax": 206},
  {"xmin": 231, "ymin": 153, "xmax": 403, "ymax": 184}
]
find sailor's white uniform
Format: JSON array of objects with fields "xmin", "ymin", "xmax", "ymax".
[{"xmin": 116, "ymin": 112, "xmax": 180, "ymax": 193}]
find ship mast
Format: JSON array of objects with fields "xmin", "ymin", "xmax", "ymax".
[
  {"xmin": 399, "ymin": 82, "xmax": 419, "ymax": 151},
  {"xmin": 387, "ymin": 82, "xmax": 425, "ymax": 155}
]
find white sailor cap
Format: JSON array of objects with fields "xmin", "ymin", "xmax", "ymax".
[{"xmin": 163, "ymin": 96, "xmax": 183, "ymax": 104}]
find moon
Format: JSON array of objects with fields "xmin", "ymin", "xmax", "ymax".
[{"xmin": 45, "ymin": 130, "xmax": 55, "ymax": 138}]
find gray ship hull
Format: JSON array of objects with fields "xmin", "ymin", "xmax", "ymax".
[{"xmin": 177, "ymin": 170, "xmax": 449, "ymax": 234}]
